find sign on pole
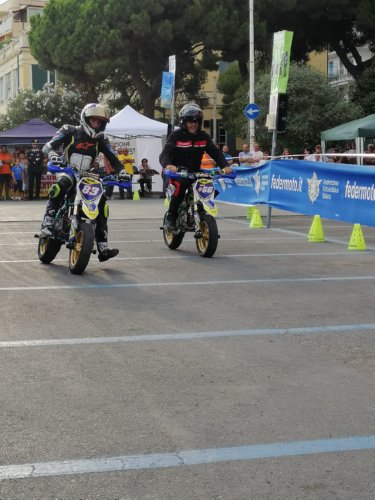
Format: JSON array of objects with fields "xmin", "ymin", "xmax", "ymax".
[
  {"xmin": 267, "ymin": 30, "xmax": 293, "ymax": 130},
  {"xmin": 244, "ymin": 103, "xmax": 260, "ymax": 120},
  {"xmin": 160, "ymin": 71, "xmax": 174, "ymax": 110}
]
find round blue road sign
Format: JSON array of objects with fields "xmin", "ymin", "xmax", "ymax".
[{"xmin": 244, "ymin": 103, "xmax": 260, "ymax": 120}]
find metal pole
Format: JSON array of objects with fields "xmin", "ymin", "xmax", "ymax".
[
  {"xmin": 266, "ymin": 128, "xmax": 277, "ymax": 227},
  {"xmin": 213, "ymin": 76, "xmax": 217, "ymax": 144},
  {"xmin": 249, "ymin": 0, "xmax": 255, "ymax": 147}
]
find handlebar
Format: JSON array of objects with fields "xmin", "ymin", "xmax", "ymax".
[
  {"xmin": 165, "ymin": 168, "xmax": 236, "ymax": 180},
  {"xmin": 47, "ymin": 162, "xmax": 132, "ymax": 188}
]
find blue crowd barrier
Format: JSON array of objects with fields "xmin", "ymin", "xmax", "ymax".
[{"xmin": 214, "ymin": 159, "xmax": 375, "ymax": 227}]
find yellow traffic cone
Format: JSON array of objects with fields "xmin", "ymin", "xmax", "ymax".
[
  {"xmin": 308, "ymin": 215, "xmax": 325, "ymax": 242},
  {"xmin": 249, "ymin": 208, "xmax": 264, "ymax": 228},
  {"xmin": 133, "ymin": 190, "xmax": 140, "ymax": 201},
  {"xmin": 246, "ymin": 206, "xmax": 255, "ymax": 220},
  {"xmin": 348, "ymin": 223, "xmax": 367, "ymax": 250}
]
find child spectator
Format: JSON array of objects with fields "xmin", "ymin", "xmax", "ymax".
[{"xmin": 11, "ymin": 158, "xmax": 25, "ymax": 200}]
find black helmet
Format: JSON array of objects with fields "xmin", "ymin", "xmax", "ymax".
[{"xmin": 179, "ymin": 103, "xmax": 203, "ymax": 131}]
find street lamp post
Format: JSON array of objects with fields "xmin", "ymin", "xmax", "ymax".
[{"xmin": 249, "ymin": 0, "xmax": 255, "ymax": 147}]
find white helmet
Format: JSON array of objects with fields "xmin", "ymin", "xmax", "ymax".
[{"xmin": 80, "ymin": 103, "xmax": 110, "ymax": 138}]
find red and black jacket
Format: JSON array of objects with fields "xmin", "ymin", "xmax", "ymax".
[{"xmin": 159, "ymin": 129, "xmax": 228, "ymax": 173}]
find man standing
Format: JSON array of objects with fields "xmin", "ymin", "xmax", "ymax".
[
  {"xmin": 118, "ymin": 147, "xmax": 134, "ymax": 199},
  {"xmin": 27, "ymin": 139, "xmax": 44, "ymax": 200},
  {"xmin": 0, "ymin": 145, "xmax": 13, "ymax": 200},
  {"xmin": 238, "ymin": 144, "xmax": 252, "ymax": 166}
]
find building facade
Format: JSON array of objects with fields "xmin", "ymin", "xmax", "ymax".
[{"xmin": 0, "ymin": 0, "xmax": 53, "ymax": 115}]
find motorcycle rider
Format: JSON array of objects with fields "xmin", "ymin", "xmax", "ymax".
[
  {"xmin": 159, "ymin": 103, "xmax": 230, "ymax": 229},
  {"xmin": 40, "ymin": 103, "xmax": 123, "ymax": 262}
]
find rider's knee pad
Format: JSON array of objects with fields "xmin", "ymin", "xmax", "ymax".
[
  {"xmin": 48, "ymin": 183, "xmax": 60, "ymax": 199},
  {"xmin": 103, "ymin": 202, "xmax": 109, "ymax": 219}
]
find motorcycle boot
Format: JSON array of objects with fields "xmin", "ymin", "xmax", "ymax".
[
  {"xmin": 40, "ymin": 205, "xmax": 57, "ymax": 237},
  {"xmin": 165, "ymin": 212, "xmax": 177, "ymax": 230},
  {"xmin": 97, "ymin": 242, "xmax": 119, "ymax": 262}
]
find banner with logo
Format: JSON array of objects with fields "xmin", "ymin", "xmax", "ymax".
[
  {"xmin": 215, "ymin": 160, "xmax": 375, "ymax": 227},
  {"xmin": 270, "ymin": 31, "xmax": 294, "ymax": 95},
  {"xmin": 160, "ymin": 71, "xmax": 175, "ymax": 109}
]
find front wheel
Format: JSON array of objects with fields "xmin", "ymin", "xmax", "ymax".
[
  {"xmin": 38, "ymin": 237, "xmax": 62, "ymax": 264},
  {"xmin": 162, "ymin": 213, "xmax": 185, "ymax": 250},
  {"xmin": 196, "ymin": 213, "xmax": 218, "ymax": 257},
  {"xmin": 69, "ymin": 222, "xmax": 94, "ymax": 275}
]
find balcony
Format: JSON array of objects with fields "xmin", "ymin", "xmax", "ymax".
[
  {"xmin": 328, "ymin": 69, "xmax": 353, "ymax": 84},
  {"xmin": 0, "ymin": 15, "xmax": 12, "ymax": 38}
]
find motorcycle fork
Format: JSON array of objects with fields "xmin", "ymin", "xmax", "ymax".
[{"xmin": 193, "ymin": 200, "xmax": 202, "ymax": 237}]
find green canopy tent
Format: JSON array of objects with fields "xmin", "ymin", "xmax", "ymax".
[{"xmin": 321, "ymin": 114, "xmax": 375, "ymax": 164}]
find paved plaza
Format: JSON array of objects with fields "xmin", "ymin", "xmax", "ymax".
[{"xmin": 0, "ymin": 198, "xmax": 374, "ymax": 499}]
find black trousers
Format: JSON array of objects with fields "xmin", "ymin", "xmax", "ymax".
[
  {"xmin": 168, "ymin": 178, "xmax": 192, "ymax": 217},
  {"xmin": 28, "ymin": 167, "xmax": 43, "ymax": 199}
]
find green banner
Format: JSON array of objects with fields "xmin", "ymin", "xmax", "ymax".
[{"xmin": 270, "ymin": 31, "xmax": 293, "ymax": 94}]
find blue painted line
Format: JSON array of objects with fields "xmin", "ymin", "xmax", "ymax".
[
  {"xmin": 1, "ymin": 276, "xmax": 375, "ymax": 292},
  {"xmin": 0, "ymin": 435, "xmax": 374, "ymax": 480},
  {"xmin": 0, "ymin": 323, "xmax": 374, "ymax": 348}
]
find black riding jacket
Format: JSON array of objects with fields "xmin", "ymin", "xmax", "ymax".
[
  {"xmin": 42, "ymin": 125, "xmax": 123, "ymax": 174},
  {"xmin": 159, "ymin": 128, "xmax": 228, "ymax": 173}
]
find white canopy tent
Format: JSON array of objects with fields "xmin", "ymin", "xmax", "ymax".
[
  {"xmin": 106, "ymin": 105, "xmax": 168, "ymax": 137},
  {"xmin": 105, "ymin": 106, "xmax": 168, "ymax": 192}
]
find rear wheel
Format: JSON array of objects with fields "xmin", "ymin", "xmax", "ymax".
[
  {"xmin": 162, "ymin": 213, "xmax": 185, "ymax": 250},
  {"xmin": 196, "ymin": 213, "xmax": 218, "ymax": 257},
  {"xmin": 38, "ymin": 237, "xmax": 62, "ymax": 264},
  {"xmin": 69, "ymin": 222, "xmax": 94, "ymax": 275}
]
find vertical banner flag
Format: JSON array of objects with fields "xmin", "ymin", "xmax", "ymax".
[
  {"xmin": 267, "ymin": 30, "xmax": 293, "ymax": 130},
  {"xmin": 160, "ymin": 71, "xmax": 174, "ymax": 109}
]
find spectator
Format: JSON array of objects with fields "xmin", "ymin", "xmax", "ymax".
[
  {"xmin": 344, "ymin": 142, "xmax": 356, "ymax": 164},
  {"xmin": 364, "ymin": 144, "xmax": 375, "ymax": 166},
  {"xmin": 138, "ymin": 158, "xmax": 159, "ymax": 196},
  {"xmin": 303, "ymin": 147, "xmax": 311, "ymax": 160},
  {"xmin": 90, "ymin": 159, "xmax": 107, "ymax": 177},
  {"xmin": 222, "ymin": 144, "xmax": 233, "ymax": 165},
  {"xmin": 249, "ymin": 142, "xmax": 264, "ymax": 167},
  {"xmin": 11, "ymin": 158, "xmax": 26, "ymax": 200},
  {"xmin": 259, "ymin": 151, "xmax": 270, "ymax": 166},
  {"xmin": 306, "ymin": 144, "xmax": 326, "ymax": 162},
  {"xmin": 27, "ymin": 139, "xmax": 44, "ymax": 200},
  {"xmin": 118, "ymin": 146, "xmax": 134, "ymax": 199},
  {"xmin": 238, "ymin": 143, "xmax": 252, "ymax": 166},
  {"xmin": 280, "ymin": 148, "xmax": 291, "ymax": 159},
  {"xmin": 0, "ymin": 144, "xmax": 13, "ymax": 200}
]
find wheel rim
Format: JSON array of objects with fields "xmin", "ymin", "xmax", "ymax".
[
  {"xmin": 70, "ymin": 231, "xmax": 83, "ymax": 265},
  {"xmin": 39, "ymin": 238, "xmax": 48, "ymax": 254},
  {"xmin": 197, "ymin": 221, "xmax": 209, "ymax": 252},
  {"xmin": 164, "ymin": 228, "xmax": 175, "ymax": 244}
]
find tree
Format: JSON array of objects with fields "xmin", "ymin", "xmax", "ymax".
[
  {"xmin": 0, "ymin": 84, "xmax": 87, "ymax": 131},
  {"xmin": 256, "ymin": 0, "xmax": 375, "ymax": 80},
  {"xmin": 352, "ymin": 60, "xmax": 375, "ymax": 113},
  {"xmin": 218, "ymin": 63, "xmax": 363, "ymax": 154},
  {"xmin": 29, "ymin": 0, "xmax": 213, "ymax": 117}
]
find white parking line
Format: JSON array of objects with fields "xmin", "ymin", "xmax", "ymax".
[
  {"xmin": 0, "ymin": 435, "xmax": 374, "ymax": 480},
  {"xmin": 0, "ymin": 323, "xmax": 374, "ymax": 348},
  {"xmin": 1, "ymin": 275, "xmax": 375, "ymax": 292}
]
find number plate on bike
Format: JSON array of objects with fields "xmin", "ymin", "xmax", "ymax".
[
  {"xmin": 78, "ymin": 178, "xmax": 103, "ymax": 201},
  {"xmin": 196, "ymin": 179, "xmax": 215, "ymax": 199}
]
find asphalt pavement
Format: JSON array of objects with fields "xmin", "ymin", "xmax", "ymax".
[{"xmin": 0, "ymin": 198, "xmax": 374, "ymax": 499}]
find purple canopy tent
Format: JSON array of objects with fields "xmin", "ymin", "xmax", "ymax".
[{"xmin": 0, "ymin": 118, "xmax": 58, "ymax": 145}]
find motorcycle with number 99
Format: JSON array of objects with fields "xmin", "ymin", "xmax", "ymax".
[{"xmin": 161, "ymin": 168, "xmax": 235, "ymax": 258}]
